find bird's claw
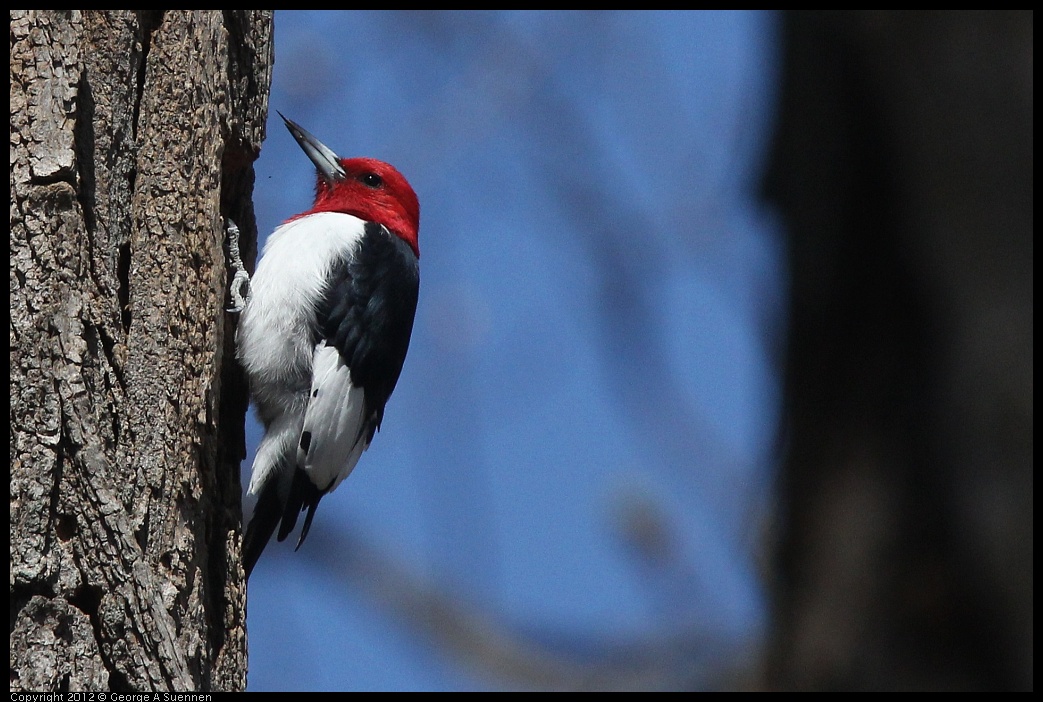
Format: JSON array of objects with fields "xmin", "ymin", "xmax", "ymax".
[
  {"xmin": 225, "ymin": 219, "xmax": 251, "ymax": 313},
  {"xmin": 228, "ymin": 269, "xmax": 251, "ymax": 313}
]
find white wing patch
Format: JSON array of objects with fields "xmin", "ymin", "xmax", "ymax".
[{"xmin": 298, "ymin": 345, "xmax": 370, "ymax": 493}]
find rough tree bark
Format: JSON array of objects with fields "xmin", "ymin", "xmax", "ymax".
[
  {"xmin": 10, "ymin": 10, "xmax": 272, "ymax": 691},
  {"xmin": 764, "ymin": 11, "xmax": 1032, "ymax": 691}
]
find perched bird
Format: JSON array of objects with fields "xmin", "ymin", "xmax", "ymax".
[{"xmin": 236, "ymin": 114, "xmax": 420, "ymax": 577}]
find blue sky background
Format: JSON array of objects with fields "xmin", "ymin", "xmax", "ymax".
[{"xmin": 243, "ymin": 10, "xmax": 785, "ymax": 691}]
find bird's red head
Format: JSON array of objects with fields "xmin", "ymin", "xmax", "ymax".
[
  {"xmin": 281, "ymin": 114, "xmax": 420, "ymax": 257},
  {"xmin": 311, "ymin": 157, "xmax": 420, "ymax": 257}
]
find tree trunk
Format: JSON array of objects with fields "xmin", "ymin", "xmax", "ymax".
[
  {"xmin": 10, "ymin": 10, "xmax": 272, "ymax": 691},
  {"xmin": 763, "ymin": 10, "xmax": 1032, "ymax": 691}
]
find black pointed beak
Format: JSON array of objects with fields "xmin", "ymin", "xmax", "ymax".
[{"xmin": 279, "ymin": 111, "xmax": 347, "ymax": 183}]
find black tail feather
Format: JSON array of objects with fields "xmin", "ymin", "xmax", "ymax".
[
  {"xmin": 296, "ymin": 497, "xmax": 322, "ymax": 551},
  {"xmin": 243, "ymin": 478, "xmax": 283, "ymax": 579},
  {"xmin": 277, "ymin": 468, "xmax": 324, "ymax": 545},
  {"xmin": 244, "ymin": 468, "xmax": 326, "ymax": 578}
]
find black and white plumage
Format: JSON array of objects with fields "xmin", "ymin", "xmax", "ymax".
[{"xmin": 238, "ymin": 115, "xmax": 420, "ymax": 577}]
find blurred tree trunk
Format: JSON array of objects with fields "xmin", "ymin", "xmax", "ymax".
[
  {"xmin": 763, "ymin": 11, "xmax": 1032, "ymax": 690},
  {"xmin": 10, "ymin": 10, "xmax": 272, "ymax": 691}
]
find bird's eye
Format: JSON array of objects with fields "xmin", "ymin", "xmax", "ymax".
[{"xmin": 361, "ymin": 173, "xmax": 383, "ymax": 188}]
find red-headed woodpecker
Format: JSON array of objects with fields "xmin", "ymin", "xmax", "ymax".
[{"xmin": 236, "ymin": 114, "xmax": 420, "ymax": 577}]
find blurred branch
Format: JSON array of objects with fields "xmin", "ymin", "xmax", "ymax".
[{"xmin": 305, "ymin": 525, "xmax": 749, "ymax": 691}]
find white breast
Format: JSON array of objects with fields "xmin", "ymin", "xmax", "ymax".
[{"xmin": 237, "ymin": 211, "xmax": 368, "ymax": 403}]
